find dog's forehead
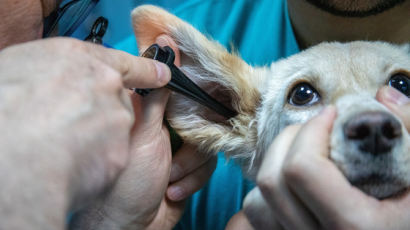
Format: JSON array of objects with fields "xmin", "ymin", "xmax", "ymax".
[{"xmin": 267, "ymin": 41, "xmax": 410, "ymax": 100}]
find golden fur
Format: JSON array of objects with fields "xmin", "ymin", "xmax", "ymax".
[{"xmin": 131, "ymin": 6, "xmax": 410, "ymax": 198}]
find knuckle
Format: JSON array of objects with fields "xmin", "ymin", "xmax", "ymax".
[
  {"xmin": 282, "ymin": 156, "xmax": 305, "ymax": 182},
  {"xmin": 102, "ymin": 69, "xmax": 123, "ymax": 88},
  {"xmin": 256, "ymin": 173, "xmax": 279, "ymax": 196},
  {"xmin": 52, "ymin": 37, "xmax": 89, "ymax": 53},
  {"xmin": 94, "ymin": 65, "xmax": 123, "ymax": 92},
  {"xmin": 111, "ymin": 102, "xmax": 134, "ymax": 129},
  {"xmin": 282, "ymin": 165, "xmax": 299, "ymax": 182},
  {"xmin": 243, "ymin": 189, "xmax": 280, "ymax": 230}
]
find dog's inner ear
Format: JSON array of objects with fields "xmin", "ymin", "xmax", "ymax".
[
  {"xmin": 166, "ymin": 42, "xmax": 262, "ymax": 159},
  {"xmin": 177, "ymin": 53, "xmax": 238, "ymax": 123},
  {"xmin": 132, "ymin": 5, "xmax": 265, "ymax": 161}
]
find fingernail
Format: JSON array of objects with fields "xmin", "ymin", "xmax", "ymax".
[
  {"xmin": 170, "ymin": 163, "xmax": 182, "ymax": 182},
  {"xmin": 383, "ymin": 87, "xmax": 410, "ymax": 106},
  {"xmin": 167, "ymin": 186, "xmax": 185, "ymax": 201},
  {"xmin": 154, "ymin": 61, "xmax": 170, "ymax": 85}
]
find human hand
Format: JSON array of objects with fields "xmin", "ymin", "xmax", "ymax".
[
  {"xmin": 69, "ymin": 87, "xmax": 178, "ymax": 230},
  {"xmin": 243, "ymin": 104, "xmax": 410, "ymax": 230},
  {"xmin": 0, "ymin": 37, "xmax": 170, "ymax": 229},
  {"xmin": 70, "ymin": 35, "xmax": 216, "ymax": 230},
  {"xmin": 166, "ymin": 144, "xmax": 217, "ymax": 202},
  {"xmin": 377, "ymin": 86, "xmax": 410, "ymax": 131},
  {"xmin": 157, "ymin": 34, "xmax": 217, "ymax": 203}
]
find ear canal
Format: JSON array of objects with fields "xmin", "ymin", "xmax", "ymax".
[{"xmin": 132, "ymin": 5, "xmax": 264, "ymax": 166}]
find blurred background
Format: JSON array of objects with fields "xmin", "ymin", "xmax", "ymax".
[{"xmin": 71, "ymin": 0, "xmax": 184, "ymax": 47}]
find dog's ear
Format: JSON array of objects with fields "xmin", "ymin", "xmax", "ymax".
[{"xmin": 132, "ymin": 5, "xmax": 266, "ymax": 164}]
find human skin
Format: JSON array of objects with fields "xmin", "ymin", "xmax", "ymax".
[
  {"xmin": 69, "ymin": 35, "xmax": 217, "ymax": 230},
  {"xmin": 0, "ymin": 36, "xmax": 171, "ymax": 229},
  {"xmin": 287, "ymin": 0, "xmax": 410, "ymax": 48},
  {"xmin": 1, "ymin": 0, "xmax": 408, "ymax": 229},
  {"xmin": 229, "ymin": 0, "xmax": 410, "ymax": 228},
  {"xmin": 0, "ymin": 0, "xmax": 215, "ymax": 229},
  {"xmin": 228, "ymin": 89, "xmax": 410, "ymax": 230},
  {"xmin": 0, "ymin": 0, "xmax": 55, "ymax": 49}
]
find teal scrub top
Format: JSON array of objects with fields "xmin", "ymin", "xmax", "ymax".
[{"xmin": 113, "ymin": 0, "xmax": 300, "ymax": 229}]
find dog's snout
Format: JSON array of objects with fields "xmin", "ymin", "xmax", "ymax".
[{"xmin": 344, "ymin": 111, "xmax": 402, "ymax": 155}]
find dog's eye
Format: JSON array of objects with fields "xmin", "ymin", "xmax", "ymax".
[
  {"xmin": 388, "ymin": 73, "xmax": 409, "ymax": 97},
  {"xmin": 288, "ymin": 83, "xmax": 320, "ymax": 106}
]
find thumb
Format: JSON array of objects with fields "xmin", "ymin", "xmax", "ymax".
[
  {"xmin": 133, "ymin": 34, "xmax": 176, "ymax": 127},
  {"xmin": 129, "ymin": 88, "xmax": 170, "ymax": 137},
  {"xmin": 139, "ymin": 89, "xmax": 170, "ymax": 129},
  {"xmin": 377, "ymin": 86, "xmax": 410, "ymax": 131},
  {"xmin": 289, "ymin": 105, "xmax": 337, "ymax": 158}
]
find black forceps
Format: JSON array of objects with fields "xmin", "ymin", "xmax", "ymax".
[
  {"xmin": 135, "ymin": 44, "xmax": 238, "ymax": 119},
  {"xmin": 85, "ymin": 16, "xmax": 108, "ymax": 44}
]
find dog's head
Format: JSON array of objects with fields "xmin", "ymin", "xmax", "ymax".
[
  {"xmin": 132, "ymin": 6, "xmax": 410, "ymax": 199},
  {"xmin": 259, "ymin": 43, "xmax": 410, "ymax": 199}
]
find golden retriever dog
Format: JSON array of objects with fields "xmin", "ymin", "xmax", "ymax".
[{"xmin": 132, "ymin": 5, "xmax": 410, "ymax": 199}]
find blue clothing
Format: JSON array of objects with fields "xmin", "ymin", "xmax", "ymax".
[{"xmin": 113, "ymin": 0, "xmax": 300, "ymax": 229}]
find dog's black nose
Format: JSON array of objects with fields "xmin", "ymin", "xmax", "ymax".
[{"xmin": 344, "ymin": 111, "xmax": 402, "ymax": 155}]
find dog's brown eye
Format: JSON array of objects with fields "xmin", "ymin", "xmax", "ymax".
[
  {"xmin": 389, "ymin": 73, "xmax": 409, "ymax": 97},
  {"xmin": 288, "ymin": 83, "xmax": 320, "ymax": 106}
]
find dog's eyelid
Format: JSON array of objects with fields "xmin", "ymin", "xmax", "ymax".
[
  {"xmin": 287, "ymin": 82, "xmax": 321, "ymax": 106},
  {"xmin": 389, "ymin": 71, "xmax": 410, "ymax": 78},
  {"xmin": 388, "ymin": 72, "xmax": 410, "ymax": 97},
  {"xmin": 286, "ymin": 79, "xmax": 321, "ymax": 96}
]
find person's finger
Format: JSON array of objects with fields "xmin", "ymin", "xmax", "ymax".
[
  {"xmin": 166, "ymin": 155, "xmax": 217, "ymax": 201},
  {"xmin": 283, "ymin": 106, "xmax": 372, "ymax": 228},
  {"xmin": 128, "ymin": 34, "xmax": 181, "ymax": 128},
  {"xmin": 59, "ymin": 38, "xmax": 171, "ymax": 89},
  {"xmin": 169, "ymin": 144, "xmax": 212, "ymax": 183},
  {"xmin": 257, "ymin": 125, "xmax": 319, "ymax": 230},
  {"xmin": 226, "ymin": 211, "xmax": 257, "ymax": 230},
  {"xmin": 376, "ymin": 86, "xmax": 410, "ymax": 131},
  {"xmin": 285, "ymin": 151, "xmax": 373, "ymax": 229},
  {"xmin": 243, "ymin": 188, "xmax": 284, "ymax": 230},
  {"xmin": 135, "ymin": 88, "xmax": 170, "ymax": 132}
]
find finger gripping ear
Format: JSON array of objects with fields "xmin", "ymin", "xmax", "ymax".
[{"xmin": 132, "ymin": 5, "xmax": 263, "ymax": 168}]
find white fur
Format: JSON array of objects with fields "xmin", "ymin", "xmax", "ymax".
[{"xmin": 132, "ymin": 5, "xmax": 410, "ymax": 198}]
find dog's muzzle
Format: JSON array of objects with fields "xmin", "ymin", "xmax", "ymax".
[
  {"xmin": 338, "ymin": 110, "xmax": 407, "ymax": 199},
  {"xmin": 343, "ymin": 111, "xmax": 402, "ymax": 155}
]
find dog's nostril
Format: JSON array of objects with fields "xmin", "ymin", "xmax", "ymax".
[
  {"xmin": 344, "ymin": 111, "xmax": 402, "ymax": 155},
  {"xmin": 346, "ymin": 124, "xmax": 370, "ymax": 140},
  {"xmin": 382, "ymin": 119, "xmax": 402, "ymax": 140}
]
